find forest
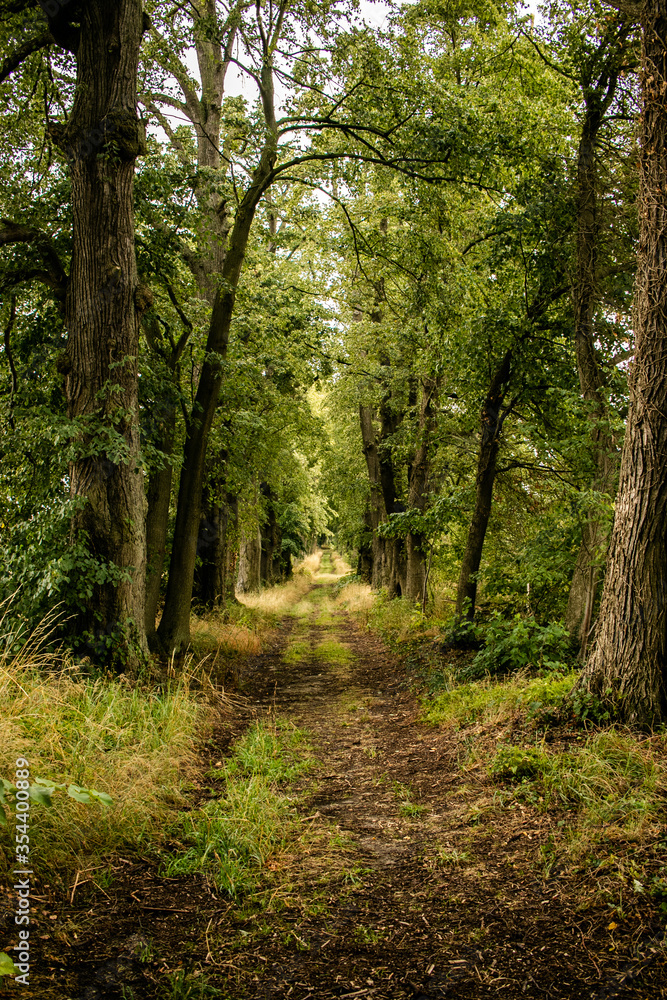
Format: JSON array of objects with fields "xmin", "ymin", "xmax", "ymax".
[{"xmin": 1, "ymin": 0, "xmax": 667, "ymax": 997}]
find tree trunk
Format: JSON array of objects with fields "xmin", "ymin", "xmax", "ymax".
[
  {"xmin": 157, "ymin": 135, "xmax": 277, "ymax": 654},
  {"xmin": 357, "ymin": 504, "xmax": 374, "ymax": 583},
  {"xmin": 144, "ymin": 406, "xmax": 176, "ymax": 642},
  {"xmin": 377, "ymin": 395, "xmax": 405, "ymax": 597},
  {"xmin": 237, "ymin": 523, "xmax": 262, "ymax": 593},
  {"xmin": 260, "ymin": 485, "xmax": 281, "ymax": 585},
  {"xmin": 580, "ymin": 5, "xmax": 667, "ymax": 727},
  {"xmin": 54, "ymin": 0, "xmax": 147, "ymax": 666},
  {"xmin": 566, "ymin": 72, "xmax": 622, "ymax": 653},
  {"xmin": 456, "ymin": 352, "xmax": 512, "ymax": 619},
  {"xmin": 405, "ymin": 380, "xmax": 437, "ymax": 602}
]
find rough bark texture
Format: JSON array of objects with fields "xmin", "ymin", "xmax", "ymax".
[
  {"xmin": 55, "ymin": 0, "xmax": 147, "ymax": 664},
  {"xmin": 358, "ymin": 404, "xmax": 404, "ymax": 594},
  {"xmin": 260, "ymin": 486, "xmax": 282, "ymax": 585},
  {"xmin": 456, "ymin": 352, "xmax": 512, "ymax": 619},
  {"xmin": 565, "ymin": 40, "xmax": 627, "ymax": 653},
  {"xmin": 237, "ymin": 523, "xmax": 262, "ymax": 594},
  {"xmin": 196, "ymin": 490, "xmax": 238, "ymax": 607},
  {"xmin": 405, "ymin": 381, "xmax": 437, "ymax": 602},
  {"xmin": 580, "ymin": 2, "xmax": 667, "ymax": 727}
]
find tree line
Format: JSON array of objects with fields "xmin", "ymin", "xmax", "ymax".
[{"xmin": 0, "ymin": 0, "xmax": 665, "ymax": 726}]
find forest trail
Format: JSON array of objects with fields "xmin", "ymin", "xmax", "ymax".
[
  {"xmin": 25, "ymin": 554, "xmax": 664, "ymax": 1000},
  {"xmin": 215, "ymin": 554, "xmax": 662, "ymax": 1000}
]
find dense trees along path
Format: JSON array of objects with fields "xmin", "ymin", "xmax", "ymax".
[{"xmin": 26, "ymin": 555, "xmax": 665, "ymax": 1000}]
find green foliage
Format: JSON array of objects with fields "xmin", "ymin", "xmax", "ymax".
[
  {"xmin": 0, "ymin": 952, "xmax": 20, "ymax": 977},
  {"xmin": 490, "ymin": 731, "xmax": 665, "ymax": 834},
  {"xmin": 423, "ymin": 671, "xmax": 577, "ymax": 727},
  {"xmin": 465, "ymin": 615, "xmax": 573, "ymax": 679},
  {"xmin": 0, "ymin": 776, "xmax": 112, "ymax": 827}
]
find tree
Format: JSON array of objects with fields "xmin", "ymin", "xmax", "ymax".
[
  {"xmin": 1, "ymin": 1, "xmax": 150, "ymax": 666},
  {"xmin": 531, "ymin": 1, "xmax": 638, "ymax": 652},
  {"xmin": 579, "ymin": 0, "xmax": 667, "ymax": 727}
]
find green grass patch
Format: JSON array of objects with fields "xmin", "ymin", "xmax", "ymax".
[
  {"xmin": 282, "ymin": 639, "xmax": 311, "ymax": 663},
  {"xmin": 164, "ymin": 719, "xmax": 313, "ymax": 898},
  {"xmin": 314, "ymin": 639, "xmax": 353, "ymax": 666},
  {"xmin": 423, "ymin": 670, "xmax": 577, "ymax": 728},
  {"xmin": 491, "ymin": 730, "xmax": 667, "ymax": 834}
]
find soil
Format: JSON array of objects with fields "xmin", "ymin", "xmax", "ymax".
[{"xmin": 2, "ymin": 572, "xmax": 666, "ymax": 1000}]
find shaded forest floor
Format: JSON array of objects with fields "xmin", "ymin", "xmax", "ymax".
[{"xmin": 3, "ymin": 557, "xmax": 666, "ymax": 999}]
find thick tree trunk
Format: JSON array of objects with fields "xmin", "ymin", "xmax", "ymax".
[
  {"xmin": 359, "ymin": 404, "xmax": 388, "ymax": 589},
  {"xmin": 377, "ymin": 396, "xmax": 405, "ymax": 597},
  {"xmin": 357, "ymin": 505, "xmax": 374, "ymax": 582},
  {"xmin": 54, "ymin": 0, "xmax": 147, "ymax": 666},
  {"xmin": 580, "ymin": 5, "xmax": 667, "ymax": 727},
  {"xmin": 237, "ymin": 523, "xmax": 262, "ymax": 593},
  {"xmin": 359, "ymin": 404, "xmax": 404, "ymax": 593},
  {"xmin": 405, "ymin": 380, "xmax": 437, "ymax": 602},
  {"xmin": 566, "ymin": 80, "xmax": 621, "ymax": 652},
  {"xmin": 260, "ymin": 485, "xmax": 282, "ymax": 585},
  {"xmin": 456, "ymin": 352, "xmax": 512, "ymax": 619},
  {"xmin": 196, "ymin": 491, "xmax": 239, "ymax": 607}
]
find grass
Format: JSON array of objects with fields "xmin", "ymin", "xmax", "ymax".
[
  {"xmin": 423, "ymin": 670, "xmax": 578, "ymax": 728},
  {"xmin": 491, "ymin": 730, "xmax": 667, "ymax": 842},
  {"xmin": 164, "ymin": 719, "xmax": 314, "ymax": 898},
  {"xmin": 314, "ymin": 638, "xmax": 353, "ymax": 666},
  {"xmin": 0, "ymin": 613, "xmax": 205, "ymax": 888},
  {"xmin": 282, "ymin": 639, "xmax": 311, "ymax": 663},
  {"xmin": 393, "ymin": 780, "xmax": 427, "ymax": 818}
]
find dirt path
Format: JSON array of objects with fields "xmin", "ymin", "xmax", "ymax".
[
  {"xmin": 221, "ymin": 570, "xmax": 666, "ymax": 999},
  {"xmin": 15, "ymin": 564, "xmax": 665, "ymax": 999}
]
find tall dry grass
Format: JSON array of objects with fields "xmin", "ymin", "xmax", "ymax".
[{"xmin": 0, "ymin": 611, "xmax": 206, "ymax": 887}]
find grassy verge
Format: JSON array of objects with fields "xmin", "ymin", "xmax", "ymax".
[{"xmin": 0, "ymin": 625, "xmax": 206, "ymax": 889}]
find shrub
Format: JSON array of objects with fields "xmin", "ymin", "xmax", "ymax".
[{"xmin": 464, "ymin": 614, "xmax": 572, "ymax": 679}]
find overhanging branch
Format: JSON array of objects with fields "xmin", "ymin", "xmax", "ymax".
[
  {"xmin": 0, "ymin": 29, "xmax": 52, "ymax": 84},
  {"xmin": 0, "ymin": 220, "xmax": 68, "ymax": 299}
]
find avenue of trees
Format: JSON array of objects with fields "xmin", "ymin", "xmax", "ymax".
[{"xmin": 0, "ymin": 0, "xmax": 665, "ymax": 726}]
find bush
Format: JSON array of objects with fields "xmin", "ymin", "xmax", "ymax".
[{"xmin": 464, "ymin": 614, "xmax": 573, "ymax": 679}]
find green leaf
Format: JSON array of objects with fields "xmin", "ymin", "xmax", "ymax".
[
  {"xmin": 67, "ymin": 784, "xmax": 93, "ymax": 804},
  {"xmin": 88, "ymin": 789, "xmax": 113, "ymax": 808},
  {"xmin": 34, "ymin": 777, "xmax": 66, "ymax": 790},
  {"xmin": 29, "ymin": 783, "xmax": 55, "ymax": 807},
  {"xmin": 0, "ymin": 952, "xmax": 20, "ymax": 976}
]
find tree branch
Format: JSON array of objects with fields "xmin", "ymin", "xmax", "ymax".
[
  {"xmin": 0, "ymin": 29, "xmax": 52, "ymax": 85},
  {"xmin": 0, "ymin": 220, "xmax": 68, "ymax": 298}
]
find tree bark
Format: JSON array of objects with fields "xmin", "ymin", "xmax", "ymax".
[
  {"xmin": 260, "ymin": 486, "xmax": 282, "ymax": 585},
  {"xmin": 580, "ymin": 3, "xmax": 667, "ymax": 727},
  {"xmin": 405, "ymin": 380, "xmax": 437, "ymax": 602},
  {"xmin": 157, "ymin": 123, "xmax": 278, "ymax": 654},
  {"xmin": 55, "ymin": 0, "xmax": 148, "ymax": 665},
  {"xmin": 566, "ymin": 46, "xmax": 626, "ymax": 653},
  {"xmin": 456, "ymin": 351, "xmax": 512, "ymax": 619},
  {"xmin": 359, "ymin": 404, "xmax": 391, "ymax": 590},
  {"xmin": 144, "ymin": 405, "xmax": 176, "ymax": 641},
  {"xmin": 155, "ymin": 31, "xmax": 281, "ymax": 655},
  {"xmin": 237, "ymin": 522, "xmax": 262, "ymax": 593}
]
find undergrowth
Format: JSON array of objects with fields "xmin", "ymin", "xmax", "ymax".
[{"xmin": 0, "ymin": 615, "xmax": 205, "ymax": 888}]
